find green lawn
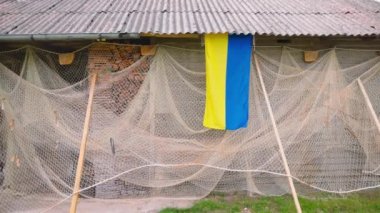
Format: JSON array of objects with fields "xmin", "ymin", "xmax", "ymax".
[{"xmin": 160, "ymin": 192, "xmax": 380, "ymax": 213}]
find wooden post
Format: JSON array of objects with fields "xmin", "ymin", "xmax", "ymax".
[
  {"xmin": 254, "ymin": 54, "xmax": 302, "ymax": 213},
  {"xmin": 357, "ymin": 79, "xmax": 380, "ymax": 133},
  {"xmin": 70, "ymin": 73, "xmax": 98, "ymax": 213}
]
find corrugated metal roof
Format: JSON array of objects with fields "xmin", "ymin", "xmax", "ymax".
[{"xmin": 0, "ymin": 0, "xmax": 379, "ymax": 36}]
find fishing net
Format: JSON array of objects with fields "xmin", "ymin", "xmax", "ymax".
[{"xmin": 0, "ymin": 44, "xmax": 379, "ymax": 212}]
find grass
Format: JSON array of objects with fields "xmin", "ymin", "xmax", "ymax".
[{"xmin": 160, "ymin": 191, "xmax": 380, "ymax": 213}]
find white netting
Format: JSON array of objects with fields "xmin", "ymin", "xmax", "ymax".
[{"xmin": 0, "ymin": 45, "xmax": 379, "ymax": 212}]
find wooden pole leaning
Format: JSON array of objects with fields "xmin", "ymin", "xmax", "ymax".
[
  {"xmin": 253, "ymin": 53, "xmax": 302, "ymax": 213},
  {"xmin": 357, "ymin": 79, "xmax": 380, "ymax": 133},
  {"xmin": 70, "ymin": 73, "xmax": 98, "ymax": 213}
]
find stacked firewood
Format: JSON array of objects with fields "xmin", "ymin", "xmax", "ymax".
[
  {"xmin": 87, "ymin": 43, "xmax": 151, "ymax": 114},
  {"xmin": 111, "ymin": 59, "xmax": 151, "ymax": 114},
  {"xmin": 87, "ymin": 43, "xmax": 141, "ymax": 74}
]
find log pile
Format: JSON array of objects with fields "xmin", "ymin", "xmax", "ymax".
[
  {"xmin": 87, "ymin": 43, "xmax": 141, "ymax": 74},
  {"xmin": 87, "ymin": 43, "xmax": 152, "ymax": 115}
]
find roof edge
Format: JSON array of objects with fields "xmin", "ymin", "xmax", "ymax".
[{"xmin": 0, "ymin": 33, "xmax": 140, "ymax": 42}]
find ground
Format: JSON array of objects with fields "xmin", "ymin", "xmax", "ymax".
[
  {"xmin": 46, "ymin": 199, "xmax": 195, "ymax": 213},
  {"xmin": 160, "ymin": 191, "xmax": 380, "ymax": 213},
  {"xmin": 28, "ymin": 190, "xmax": 380, "ymax": 212}
]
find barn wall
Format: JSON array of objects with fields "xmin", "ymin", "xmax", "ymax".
[
  {"xmin": 0, "ymin": 35, "xmax": 379, "ymax": 197},
  {"xmin": 255, "ymin": 36, "xmax": 380, "ymax": 49}
]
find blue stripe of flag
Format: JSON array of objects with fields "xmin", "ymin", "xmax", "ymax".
[{"xmin": 225, "ymin": 34, "xmax": 253, "ymax": 130}]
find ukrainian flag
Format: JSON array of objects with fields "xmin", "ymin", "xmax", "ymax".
[{"xmin": 203, "ymin": 34, "xmax": 253, "ymax": 130}]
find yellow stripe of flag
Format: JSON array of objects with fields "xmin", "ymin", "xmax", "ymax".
[{"xmin": 203, "ymin": 33, "xmax": 228, "ymax": 129}]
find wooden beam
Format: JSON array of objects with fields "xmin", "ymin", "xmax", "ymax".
[
  {"xmin": 254, "ymin": 53, "xmax": 302, "ymax": 213},
  {"xmin": 357, "ymin": 79, "xmax": 380, "ymax": 133},
  {"xmin": 70, "ymin": 73, "xmax": 98, "ymax": 213}
]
